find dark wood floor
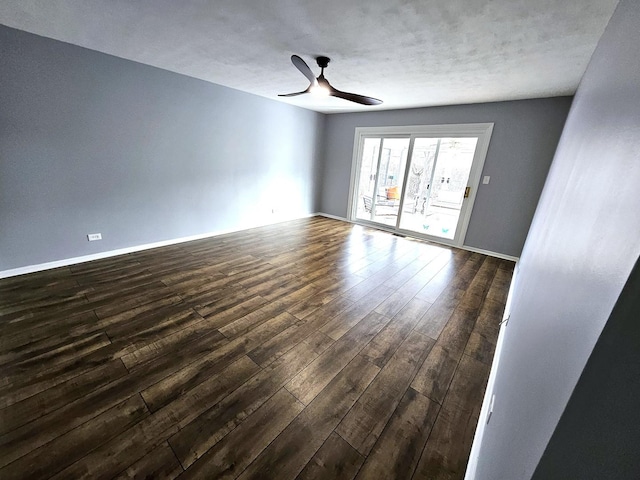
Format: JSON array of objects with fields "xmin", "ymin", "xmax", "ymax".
[{"xmin": 0, "ymin": 216, "xmax": 513, "ymax": 479}]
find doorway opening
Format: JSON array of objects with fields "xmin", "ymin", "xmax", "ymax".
[{"xmin": 348, "ymin": 124, "xmax": 493, "ymax": 247}]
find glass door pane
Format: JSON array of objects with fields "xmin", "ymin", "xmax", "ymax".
[
  {"xmin": 399, "ymin": 137, "xmax": 478, "ymax": 239},
  {"xmin": 355, "ymin": 137, "xmax": 410, "ymax": 227},
  {"xmin": 400, "ymin": 137, "xmax": 439, "ymax": 226},
  {"xmin": 354, "ymin": 138, "xmax": 381, "ymax": 222},
  {"xmin": 375, "ymin": 138, "xmax": 410, "ymax": 227}
]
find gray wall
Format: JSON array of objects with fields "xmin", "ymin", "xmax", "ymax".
[
  {"xmin": 532, "ymin": 257, "xmax": 640, "ymax": 479},
  {"xmin": 0, "ymin": 26, "xmax": 324, "ymax": 271},
  {"xmin": 474, "ymin": 1, "xmax": 640, "ymax": 478},
  {"xmin": 319, "ymin": 97, "xmax": 572, "ymax": 257}
]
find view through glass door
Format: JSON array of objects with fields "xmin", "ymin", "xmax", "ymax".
[
  {"xmin": 399, "ymin": 137, "xmax": 478, "ymax": 239},
  {"xmin": 354, "ymin": 137, "xmax": 410, "ymax": 227},
  {"xmin": 349, "ymin": 124, "xmax": 493, "ymax": 247}
]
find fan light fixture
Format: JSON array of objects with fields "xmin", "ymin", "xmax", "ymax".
[{"xmin": 310, "ymin": 82, "xmax": 330, "ymax": 96}]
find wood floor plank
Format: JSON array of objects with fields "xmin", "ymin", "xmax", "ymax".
[
  {"xmin": 286, "ymin": 276, "xmax": 360, "ymax": 320},
  {"xmin": 0, "ymin": 359, "xmax": 128, "ymax": 435},
  {"xmin": 93, "ymin": 285, "xmax": 179, "ymax": 319},
  {"xmin": 433, "ymin": 307, "xmax": 478, "ymax": 358},
  {"xmin": 463, "ymin": 331, "xmax": 497, "ymax": 365},
  {"xmin": 373, "ymin": 253, "xmax": 448, "ymax": 319},
  {"xmin": 446, "ymin": 254, "xmax": 486, "ymax": 292},
  {"xmin": 0, "ymin": 311, "xmax": 99, "ymax": 352},
  {"xmin": 0, "ymin": 394, "xmax": 149, "ymax": 480},
  {"xmin": 413, "ymin": 287, "xmax": 465, "ymax": 339},
  {"xmin": 0, "ymin": 363, "xmax": 136, "ymax": 468},
  {"xmin": 286, "ymin": 311, "xmax": 390, "ymax": 405},
  {"xmin": 236, "ymin": 355, "xmax": 380, "ymax": 480},
  {"xmin": 471, "ymin": 297, "xmax": 505, "ymax": 341},
  {"xmin": 361, "ymin": 298, "xmax": 433, "ymax": 368},
  {"xmin": 218, "ymin": 302, "xmax": 291, "ymax": 340},
  {"xmin": 103, "ymin": 304, "xmax": 199, "ymax": 341},
  {"xmin": 296, "ymin": 432, "xmax": 365, "ymax": 480},
  {"xmin": 193, "ymin": 294, "xmax": 267, "ymax": 324},
  {"xmin": 410, "ymin": 354, "xmax": 494, "ymax": 479},
  {"xmin": 411, "ymin": 345, "xmax": 460, "ymax": 405},
  {"xmin": 484, "ymin": 262, "xmax": 513, "ymax": 305},
  {"xmin": 353, "ymin": 387, "xmax": 440, "ymax": 480},
  {"xmin": 381, "ymin": 248, "xmax": 447, "ymax": 290},
  {"xmin": 0, "ymin": 349, "xmax": 254, "ymax": 468},
  {"xmin": 442, "ymin": 354, "xmax": 491, "ymax": 413},
  {"xmin": 373, "ymin": 288, "xmax": 416, "ymax": 318},
  {"xmin": 50, "ymin": 356, "xmax": 260, "ymax": 480},
  {"xmin": 0, "ymin": 324, "xmax": 96, "ymax": 365},
  {"xmin": 262, "ymin": 279, "xmax": 318, "ymax": 303},
  {"xmin": 411, "ymin": 405, "xmax": 481, "ymax": 480},
  {"xmin": 0, "ymin": 332, "xmax": 111, "ymax": 391},
  {"xmin": 0, "ymin": 282, "xmax": 90, "ymax": 311},
  {"xmin": 69, "ymin": 257, "xmax": 142, "ymax": 275},
  {"xmin": 0, "ymin": 297, "xmax": 94, "ymax": 336},
  {"xmin": 3, "ymin": 305, "xmax": 219, "ymax": 408},
  {"xmin": 0, "ymin": 267, "xmax": 74, "ymax": 293},
  {"xmin": 119, "ymin": 323, "xmax": 228, "ymax": 372},
  {"xmin": 2, "ymin": 331, "xmax": 111, "ymax": 379},
  {"xmin": 69, "ymin": 295, "xmax": 183, "ymax": 340},
  {"xmin": 248, "ymin": 296, "xmax": 353, "ymax": 367},
  {"xmin": 178, "ymin": 388, "xmax": 304, "ymax": 479},
  {"xmin": 169, "ymin": 340, "xmax": 322, "ymax": 469},
  {"xmin": 114, "ymin": 442, "xmax": 183, "ymax": 480},
  {"xmin": 171, "ymin": 280, "xmax": 243, "ymax": 306},
  {"xmin": 158, "ymin": 264, "xmax": 224, "ymax": 287},
  {"xmin": 83, "ymin": 273, "xmax": 160, "ymax": 303},
  {"xmin": 414, "ymin": 245, "xmax": 497, "ymax": 346},
  {"xmin": 413, "ymin": 250, "xmax": 473, "ymax": 303},
  {"xmin": 301, "ymin": 330, "xmax": 335, "ymax": 355},
  {"xmin": 339, "ymin": 274, "xmax": 389, "ymax": 304},
  {"xmin": 351, "ymin": 245, "xmax": 421, "ymax": 281},
  {"xmin": 0, "ymin": 343, "xmax": 125, "ymax": 409},
  {"xmin": 454, "ymin": 257, "xmax": 499, "ymax": 314},
  {"xmin": 0, "ymin": 291, "xmax": 90, "ymax": 323},
  {"xmin": 118, "ymin": 320, "xmax": 229, "ymax": 378},
  {"xmin": 141, "ymin": 311, "xmax": 298, "ymax": 411},
  {"xmin": 0, "ymin": 218, "xmax": 513, "ymax": 480},
  {"xmin": 336, "ymin": 331, "xmax": 435, "ymax": 456},
  {"xmin": 319, "ymin": 285, "xmax": 394, "ymax": 341}
]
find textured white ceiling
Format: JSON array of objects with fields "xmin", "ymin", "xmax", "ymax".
[{"xmin": 0, "ymin": 0, "xmax": 619, "ymax": 113}]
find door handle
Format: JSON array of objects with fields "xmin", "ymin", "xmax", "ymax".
[{"xmin": 464, "ymin": 187, "xmax": 470, "ymax": 198}]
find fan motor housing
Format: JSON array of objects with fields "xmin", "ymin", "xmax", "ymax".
[{"xmin": 316, "ymin": 56, "xmax": 330, "ymax": 68}]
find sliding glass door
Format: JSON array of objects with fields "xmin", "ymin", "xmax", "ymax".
[{"xmin": 349, "ymin": 124, "xmax": 493, "ymax": 247}]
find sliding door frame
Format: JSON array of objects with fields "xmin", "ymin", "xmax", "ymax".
[{"xmin": 347, "ymin": 123, "xmax": 494, "ymax": 248}]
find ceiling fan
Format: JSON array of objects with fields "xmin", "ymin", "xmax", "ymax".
[{"xmin": 279, "ymin": 55, "xmax": 383, "ymax": 106}]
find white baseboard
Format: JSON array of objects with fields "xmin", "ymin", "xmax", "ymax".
[
  {"xmin": 1, "ymin": 213, "xmax": 518, "ymax": 279},
  {"xmin": 315, "ymin": 212, "xmax": 350, "ymax": 222},
  {"xmin": 315, "ymin": 212, "xmax": 519, "ymax": 263},
  {"xmin": 460, "ymin": 245, "xmax": 519, "ymax": 263},
  {"xmin": 0, "ymin": 213, "xmax": 317, "ymax": 279}
]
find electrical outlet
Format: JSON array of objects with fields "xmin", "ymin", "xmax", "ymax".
[{"xmin": 87, "ymin": 233, "xmax": 102, "ymax": 241}]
